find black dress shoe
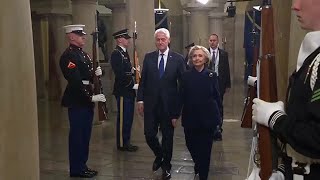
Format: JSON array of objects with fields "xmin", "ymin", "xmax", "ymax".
[
  {"xmin": 127, "ymin": 144, "xmax": 139, "ymax": 151},
  {"xmin": 70, "ymin": 170, "xmax": 95, "ymax": 178},
  {"xmin": 193, "ymin": 173, "xmax": 200, "ymax": 180},
  {"xmin": 118, "ymin": 144, "xmax": 138, "ymax": 152},
  {"xmin": 86, "ymin": 168, "xmax": 98, "ymax": 176},
  {"xmin": 162, "ymin": 170, "xmax": 171, "ymax": 180},
  {"xmin": 152, "ymin": 156, "xmax": 163, "ymax": 171}
]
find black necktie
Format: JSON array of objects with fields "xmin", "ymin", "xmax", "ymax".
[
  {"xmin": 159, "ymin": 54, "xmax": 165, "ymax": 78},
  {"xmin": 212, "ymin": 51, "xmax": 216, "ymax": 69}
]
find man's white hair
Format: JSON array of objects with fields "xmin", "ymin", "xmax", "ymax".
[{"xmin": 154, "ymin": 28, "xmax": 170, "ymax": 38}]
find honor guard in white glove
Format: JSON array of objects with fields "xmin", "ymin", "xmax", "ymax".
[
  {"xmin": 269, "ymin": 171, "xmax": 284, "ymax": 180},
  {"xmin": 132, "ymin": 84, "xmax": 139, "ymax": 90},
  {"xmin": 252, "ymin": 98, "xmax": 285, "ymax": 128},
  {"xmin": 132, "ymin": 65, "xmax": 141, "ymax": 74},
  {"xmin": 247, "ymin": 76, "xmax": 257, "ymax": 87},
  {"xmin": 95, "ymin": 66, "xmax": 103, "ymax": 76},
  {"xmin": 91, "ymin": 94, "xmax": 106, "ymax": 102}
]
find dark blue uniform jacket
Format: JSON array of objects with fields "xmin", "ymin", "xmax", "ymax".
[
  {"xmin": 60, "ymin": 44, "xmax": 94, "ymax": 108},
  {"xmin": 110, "ymin": 45, "xmax": 136, "ymax": 97}
]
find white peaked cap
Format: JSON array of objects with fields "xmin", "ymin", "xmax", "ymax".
[{"xmin": 63, "ymin": 24, "xmax": 86, "ymax": 34}]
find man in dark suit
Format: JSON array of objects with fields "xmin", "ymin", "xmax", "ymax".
[
  {"xmin": 110, "ymin": 29, "xmax": 139, "ymax": 152},
  {"xmin": 137, "ymin": 28, "xmax": 185, "ymax": 179},
  {"xmin": 208, "ymin": 33, "xmax": 231, "ymax": 141}
]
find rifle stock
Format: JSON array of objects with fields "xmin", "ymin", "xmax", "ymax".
[
  {"xmin": 241, "ymin": 87, "xmax": 255, "ymax": 128},
  {"xmin": 133, "ymin": 49, "xmax": 140, "ymax": 84},
  {"xmin": 133, "ymin": 22, "xmax": 141, "ymax": 84},
  {"xmin": 91, "ymin": 31, "xmax": 108, "ymax": 121},
  {"xmin": 241, "ymin": 10, "xmax": 259, "ymax": 128},
  {"xmin": 258, "ymin": 1, "xmax": 278, "ymax": 179}
]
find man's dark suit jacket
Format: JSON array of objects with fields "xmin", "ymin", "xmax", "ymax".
[
  {"xmin": 137, "ymin": 50, "xmax": 185, "ymax": 120},
  {"xmin": 208, "ymin": 48, "xmax": 231, "ymax": 95}
]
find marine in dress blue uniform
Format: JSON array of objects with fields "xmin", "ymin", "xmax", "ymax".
[
  {"xmin": 110, "ymin": 29, "xmax": 138, "ymax": 152},
  {"xmin": 59, "ymin": 24, "xmax": 106, "ymax": 178}
]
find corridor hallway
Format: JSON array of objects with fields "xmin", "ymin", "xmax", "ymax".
[{"xmin": 39, "ymin": 81, "xmax": 252, "ymax": 180}]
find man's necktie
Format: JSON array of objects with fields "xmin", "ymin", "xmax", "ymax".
[
  {"xmin": 159, "ymin": 54, "xmax": 165, "ymax": 78},
  {"xmin": 212, "ymin": 51, "xmax": 216, "ymax": 69}
]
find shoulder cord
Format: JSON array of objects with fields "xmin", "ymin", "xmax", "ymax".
[
  {"xmin": 310, "ymin": 54, "xmax": 320, "ymax": 90},
  {"xmin": 114, "ymin": 49, "xmax": 125, "ymax": 64}
]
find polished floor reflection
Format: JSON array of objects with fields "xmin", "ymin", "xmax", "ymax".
[{"xmin": 38, "ymin": 82, "xmax": 252, "ymax": 180}]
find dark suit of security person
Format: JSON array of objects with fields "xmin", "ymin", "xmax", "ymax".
[
  {"xmin": 208, "ymin": 34, "xmax": 231, "ymax": 141},
  {"xmin": 59, "ymin": 24, "xmax": 105, "ymax": 178},
  {"xmin": 110, "ymin": 29, "xmax": 138, "ymax": 152},
  {"xmin": 137, "ymin": 28, "xmax": 185, "ymax": 179}
]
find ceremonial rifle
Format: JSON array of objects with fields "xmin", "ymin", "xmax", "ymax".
[
  {"xmin": 257, "ymin": 0, "xmax": 278, "ymax": 179},
  {"xmin": 133, "ymin": 21, "xmax": 141, "ymax": 84},
  {"xmin": 91, "ymin": 30, "xmax": 108, "ymax": 121},
  {"xmin": 241, "ymin": 9, "xmax": 259, "ymax": 128}
]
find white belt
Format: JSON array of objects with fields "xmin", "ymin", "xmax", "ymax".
[
  {"xmin": 82, "ymin": 80, "xmax": 90, "ymax": 85},
  {"xmin": 294, "ymin": 174, "xmax": 304, "ymax": 180}
]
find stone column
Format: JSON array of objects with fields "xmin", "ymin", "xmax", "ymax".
[
  {"xmin": 184, "ymin": 1, "xmax": 217, "ymax": 47},
  {"xmin": 31, "ymin": 0, "xmax": 72, "ymax": 100},
  {"xmin": 126, "ymin": 0, "xmax": 155, "ymax": 56},
  {"xmin": 208, "ymin": 0, "xmax": 226, "ymax": 39},
  {"xmin": 47, "ymin": 14, "xmax": 72, "ymax": 100},
  {"xmin": 208, "ymin": 12, "xmax": 225, "ymax": 40},
  {"xmin": 0, "ymin": 0, "xmax": 40, "ymax": 179},
  {"xmin": 188, "ymin": 8, "xmax": 210, "ymax": 46},
  {"xmin": 72, "ymin": 0, "xmax": 97, "ymax": 55},
  {"xmin": 104, "ymin": 2, "xmax": 128, "ymax": 112},
  {"xmin": 182, "ymin": 11, "xmax": 190, "ymax": 52},
  {"xmin": 105, "ymin": 2, "xmax": 127, "ymax": 48}
]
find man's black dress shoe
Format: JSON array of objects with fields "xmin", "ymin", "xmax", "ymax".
[
  {"xmin": 162, "ymin": 170, "xmax": 171, "ymax": 179},
  {"xmin": 118, "ymin": 144, "xmax": 139, "ymax": 152},
  {"xmin": 152, "ymin": 156, "xmax": 163, "ymax": 171},
  {"xmin": 70, "ymin": 170, "xmax": 95, "ymax": 178},
  {"xmin": 86, "ymin": 168, "xmax": 98, "ymax": 176},
  {"xmin": 193, "ymin": 173, "xmax": 200, "ymax": 180}
]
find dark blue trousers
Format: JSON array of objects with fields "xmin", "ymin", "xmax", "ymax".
[
  {"xmin": 68, "ymin": 107, "xmax": 93, "ymax": 174},
  {"xmin": 115, "ymin": 96, "xmax": 135, "ymax": 147},
  {"xmin": 184, "ymin": 128, "xmax": 215, "ymax": 180}
]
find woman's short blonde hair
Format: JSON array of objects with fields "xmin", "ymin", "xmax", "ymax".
[{"xmin": 188, "ymin": 45, "xmax": 212, "ymax": 67}]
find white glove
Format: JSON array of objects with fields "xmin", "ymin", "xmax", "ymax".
[
  {"xmin": 132, "ymin": 84, "xmax": 139, "ymax": 90},
  {"xmin": 252, "ymin": 98, "xmax": 284, "ymax": 127},
  {"xmin": 91, "ymin": 94, "xmax": 106, "ymax": 102},
  {"xmin": 95, "ymin": 66, "xmax": 102, "ymax": 76},
  {"xmin": 247, "ymin": 76, "xmax": 257, "ymax": 87},
  {"xmin": 132, "ymin": 65, "xmax": 141, "ymax": 73},
  {"xmin": 269, "ymin": 171, "xmax": 284, "ymax": 180},
  {"xmin": 246, "ymin": 167, "xmax": 261, "ymax": 180}
]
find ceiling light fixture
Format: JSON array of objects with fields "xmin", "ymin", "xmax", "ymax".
[{"xmin": 196, "ymin": 0, "xmax": 209, "ymax": 5}]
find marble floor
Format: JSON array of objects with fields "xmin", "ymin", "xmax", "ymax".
[{"xmin": 38, "ymin": 81, "xmax": 253, "ymax": 180}]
